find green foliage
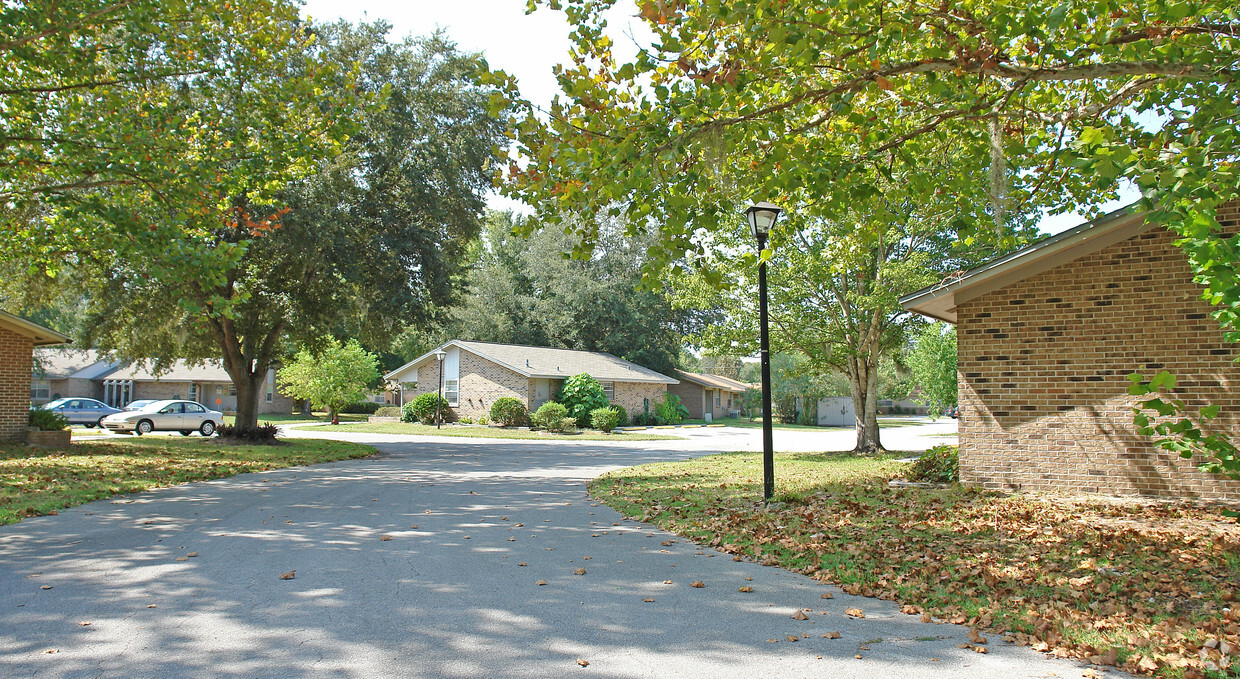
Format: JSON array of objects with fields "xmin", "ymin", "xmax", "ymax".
[
  {"xmin": 447, "ymin": 211, "xmax": 695, "ymax": 376},
  {"xmin": 459, "ymin": 416, "xmax": 475, "ymax": 425},
  {"xmin": 590, "ymin": 407, "xmax": 620, "ymax": 433},
  {"xmin": 530, "ymin": 402, "xmax": 574, "ymax": 433},
  {"xmin": 557, "ymin": 373, "xmax": 610, "ymax": 426},
  {"xmin": 216, "ymin": 423, "xmax": 279, "ymax": 442},
  {"xmin": 341, "ymin": 401, "xmax": 382, "ymax": 414},
  {"xmin": 28, "ymin": 409, "xmax": 68, "ymax": 432},
  {"xmin": 630, "ymin": 411, "xmax": 660, "ymax": 427},
  {"xmin": 1129, "ymin": 372, "xmax": 1240, "ymax": 479},
  {"xmin": 654, "ymin": 394, "xmax": 689, "ymax": 425},
  {"xmin": 489, "ymin": 397, "xmax": 529, "ymax": 427},
  {"xmin": 907, "ymin": 324, "xmax": 958, "ymax": 418},
  {"xmin": 477, "ymin": 416, "xmax": 489, "ymax": 426},
  {"xmin": 374, "ymin": 406, "xmax": 402, "ymax": 418},
  {"xmin": 277, "ymin": 338, "xmax": 381, "ymax": 423},
  {"xmin": 609, "ymin": 403, "xmax": 628, "ymax": 427},
  {"xmin": 907, "ymin": 445, "xmax": 960, "ymax": 483},
  {"xmin": 406, "ymin": 393, "xmax": 451, "ymax": 425}
]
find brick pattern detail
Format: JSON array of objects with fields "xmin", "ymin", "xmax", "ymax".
[
  {"xmin": 0, "ymin": 327, "xmax": 35, "ymax": 441},
  {"xmin": 613, "ymin": 382, "xmax": 669, "ymax": 419},
  {"xmin": 957, "ymin": 202, "xmax": 1240, "ymax": 501},
  {"xmin": 669, "ymin": 381, "xmax": 706, "ymax": 419}
]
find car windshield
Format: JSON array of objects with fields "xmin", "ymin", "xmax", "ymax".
[
  {"xmin": 123, "ymin": 400, "xmax": 156, "ymax": 411},
  {"xmin": 133, "ymin": 400, "xmax": 175, "ymax": 413},
  {"xmin": 42, "ymin": 398, "xmax": 70, "ymax": 409}
]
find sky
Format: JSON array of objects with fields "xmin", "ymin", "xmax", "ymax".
[{"xmin": 298, "ymin": 0, "xmax": 1138, "ymax": 236}]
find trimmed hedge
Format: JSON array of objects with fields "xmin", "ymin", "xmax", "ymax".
[
  {"xmin": 403, "ymin": 393, "xmax": 450, "ymax": 424},
  {"xmin": 374, "ymin": 406, "xmax": 402, "ymax": 418},
  {"xmin": 342, "ymin": 401, "xmax": 382, "ymax": 414},
  {"xmin": 531, "ymin": 402, "xmax": 574, "ymax": 433},
  {"xmin": 590, "ymin": 406, "xmax": 620, "ymax": 433},
  {"xmin": 490, "ymin": 397, "xmax": 529, "ymax": 427}
]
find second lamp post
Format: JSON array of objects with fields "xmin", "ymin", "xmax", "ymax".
[{"xmin": 746, "ymin": 201, "xmax": 783, "ymax": 502}]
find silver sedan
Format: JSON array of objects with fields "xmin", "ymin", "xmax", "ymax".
[{"xmin": 101, "ymin": 400, "xmax": 223, "ymax": 436}]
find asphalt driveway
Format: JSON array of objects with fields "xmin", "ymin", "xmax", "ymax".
[{"xmin": 0, "ymin": 429, "xmax": 1111, "ymax": 678}]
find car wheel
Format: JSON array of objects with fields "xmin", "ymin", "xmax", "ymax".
[
  {"xmin": 97, "ymin": 417, "xmax": 107, "ymax": 428},
  {"xmin": 180, "ymin": 430, "xmax": 192, "ymax": 436},
  {"xmin": 136, "ymin": 419, "xmax": 154, "ymax": 435},
  {"xmin": 200, "ymin": 420, "xmax": 216, "ymax": 437}
]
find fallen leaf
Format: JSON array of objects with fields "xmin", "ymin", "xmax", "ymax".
[
  {"xmin": 508, "ymin": 537, "xmax": 516, "ymax": 541},
  {"xmin": 643, "ymin": 598, "xmax": 655, "ymax": 603},
  {"xmin": 470, "ymin": 491, "xmax": 478, "ymax": 495},
  {"xmin": 44, "ymin": 649, "xmax": 57, "ymax": 654},
  {"xmin": 767, "ymin": 639, "xmax": 778, "ymax": 643},
  {"xmin": 536, "ymin": 580, "xmax": 547, "ymax": 586},
  {"xmin": 859, "ymin": 645, "xmax": 870, "ymax": 651},
  {"xmin": 574, "ymin": 568, "xmax": 587, "ymax": 575},
  {"xmin": 409, "ymin": 524, "xmax": 418, "ymax": 529},
  {"xmin": 968, "ymin": 629, "xmax": 987, "ymax": 645},
  {"xmin": 518, "ymin": 562, "xmax": 527, "ymax": 566},
  {"xmin": 854, "ymin": 654, "xmax": 863, "ymax": 659},
  {"xmin": 79, "ymin": 622, "xmax": 90, "ymax": 626},
  {"xmin": 146, "ymin": 604, "xmax": 156, "ymax": 608},
  {"xmin": 514, "ymin": 523, "xmax": 523, "ymax": 527},
  {"xmin": 280, "ymin": 570, "xmax": 295, "ymax": 580},
  {"xmin": 690, "ymin": 581, "xmax": 705, "ymax": 588},
  {"xmin": 823, "ymin": 631, "xmax": 842, "ymax": 639},
  {"xmin": 738, "ymin": 586, "xmax": 753, "ymax": 593},
  {"xmin": 40, "ymin": 585, "xmax": 52, "ymax": 590},
  {"xmin": 175, "ymin": 556, "xmax": 188, "ymax": 562},
  {"xmin": 663, "ymin": 580, "xmax": 673, "ymax": 585},
  {"xmin": 792, "ymin": 610, "xmax": 809, "ymax": 620},
  {"xmin": 820, "ymin": 592, "xmax": 834, "ymax": 599},
  {"xmin": 187, "ymin": 552, "xmax": 198, "ymax": 558},
  {"xmin": 921, "ymin": 613, "xmax": 933, "ymax": 623},
  {"xmin": 972, "ymin": 645, "xmax": 988, "ymax": 654},
  {"xmin": 576, "ymin": 659, "xmax": 589, "ymax": 667},
  {"xmin": 846, "ymin": 608, "xmax": 865, "ymax": 618},
  {"xmin": 380, "ymin": 535, "xmax": 392, "ymax": 541},
  {"xmin": 786, "ymin": 635, "xmax": 799, "ymax": 642}
]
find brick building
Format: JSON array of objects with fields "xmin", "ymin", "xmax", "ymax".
[
  {"xmin": 901, "ymin": 202, "xmax": 1240, "ymax": 501},
  {"xmin": 670, "ymin": 371, "xmax": 748, "ymax": 420},
  {"xmin": 385, "ymin": 341, "xmax": 679, "ymax": 421},
  {"xmin": 0, "ymin": 310, "xmax": 70, "ymax": 441}
]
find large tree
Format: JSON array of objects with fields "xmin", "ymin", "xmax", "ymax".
[
  {"xmin": 38, "ymin": 22, "xmax": 509, "ymax": 427},
  {"xmin": 501, "ymin": 0, "xmax": 1237, "ymax": 279},
  {"xmin": 448, "ymin": 211, "xmax": 703, "ymax": 376}
]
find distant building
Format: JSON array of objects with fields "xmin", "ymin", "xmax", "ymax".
[{"xmin": 2, "ymin": 311, "xmax": 70, "ymax": 441}]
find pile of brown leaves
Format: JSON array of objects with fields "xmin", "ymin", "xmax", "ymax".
[{"xmin": 590, "ymin": 453, "xmax": 1240, "ymax": 677}]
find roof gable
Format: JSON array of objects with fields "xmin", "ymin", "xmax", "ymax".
[
  {"xmin": 384, "ymin": 340, "xmax": 679, "ymax": 384},
  {"xmin": 0, "ymin": 310, "xmax": 70, "ymax": 347},
  {"xmin": 675, "ymin": 371, "xmax": 749, "ymax": 391}
]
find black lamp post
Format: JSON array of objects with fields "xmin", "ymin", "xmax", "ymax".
[
  {"xmin": 746, "ymin": 201, "xmax": 783, "ymax": 501},
  {"xmin": 434, "ymin": 349, "xmax": 447, "ymax": 429}
]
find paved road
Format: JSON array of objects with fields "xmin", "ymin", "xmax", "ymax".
[{"xmin": 0, "ymin": 425, "xmax": 1110, "ymax": 678}]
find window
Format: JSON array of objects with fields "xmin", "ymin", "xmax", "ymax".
[
  {"xmin": 228, "ymin": 384, "xmax": 237, "ymax": 396},
  {"xmin": 444, "ymin": 379, "xmax": 459, "ymax": 407},
  {"xmin": 188, "ymin": 384, "xmax": 197, "ymax": 403},
  {"xmin": 185, "ymin": 403, "xmax": 204, "ymax": 413},
  {"xmin": 265, "ymin": 369, "xmax": 274, "ymax": 403},
  {"xmin": 30, "ymin": 379, "xmax": 50, "ymax": 401},
  {"xmin": 715, "ymin": 393, "xmax": 721, "ymax": 407},
  {"xmin": 602, "ymin": 382, "xmax": 615, "ymax": 401}
]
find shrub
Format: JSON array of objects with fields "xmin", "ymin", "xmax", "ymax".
[
  {"xmin": 654, "ymin": 394, "xmax": 689, "ymax": 425},
  {"xmin": 907, "ymin": 444, "xmax": 959, "ymax": 483},
  {"xmin": 217, "ymin": 422, "xmax": 279, "ymax": 442},
  {"xmin": 590, "ymin": 406, "xmax": 620, "ymax": 433},
  {"xmin": 609, "ymin": 403, "xmax": 628, "ymax": 427},
  {"xmin": 28, "ymin": 408, "xmax": 68, "ymax": 431},
  {"xmin": 531, "ymin": 402, "xmax": 574, "ymax": 432},
  {"xmin": 459, "ymin": 416, "xmax": 475, "ymax": 424},
  {"xmin": 489, "ymin": 397, "xmax": 529, "ymax": 427},
  {"xmin": 404, "ymin": 393, "xmax": 450, "ymax": 424},
  {"xmin": 557, "ymin": 373, "xmax": 610, "ymax": 426},
  {"xmin": 374, "ymin": 406, "xmax": 402, "ymax": 418},
  {"xmin": 630, "ymin": 411, "xmax": 660, "ymax": 427},
  {"xmin": 342, "ymin": 401, "xmax": 382, "ymax": 414},
  {"xmin": 478, "ymin": 416, "xmax": 488, "ymax": 426}
]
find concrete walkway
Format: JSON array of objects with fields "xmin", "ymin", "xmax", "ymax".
[{"xmin": 0, "ymin": 425, "xmax": 1113, "ymax": 678}]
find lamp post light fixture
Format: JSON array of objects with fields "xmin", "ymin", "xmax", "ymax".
[
  {"xmin": 434, "ymin": 349, "xmax": 447, "ymax": 430},
  {"xmin": 746, "ymin": 201, "xmax": 783, "ymax": 501}
]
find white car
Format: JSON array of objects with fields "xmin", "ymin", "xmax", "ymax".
[{"xmin": 101, "ymin": 400, "xmax": 223, "ymax": 436}]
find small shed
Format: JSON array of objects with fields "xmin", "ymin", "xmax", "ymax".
[
  {"xmin": 0, "ymin": 310, "xmax": 70, "ymax": 441},
  {"xmin": 817, "ymin": 396, "xmax": 855, "ymax": 427}
]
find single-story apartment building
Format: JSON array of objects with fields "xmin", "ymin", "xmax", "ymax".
[
  {"xmin": 385, "ymin": 340, "xmax": 679, "ymax": 420},
  {"xmin": 670, "ymin": 371, "xmax": 748, "ymax": 420},
  {"xmin": 900, "ymin": 201, "xmax": 1240, "ymax": 501},
  {"xmin": 30, "ymin": 348, "xmax": 296, "ymax": 415},
  {"xmin": 1, "ymin": 310, "xmax": 70, "ymax": 441}
]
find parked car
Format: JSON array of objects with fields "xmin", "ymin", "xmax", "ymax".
[
  {"xmin": 101, "ymin": 400, "xmax": 222, "ymax": 436},
  {"xmin": 123, "ymin": 399, "xmax": 158, "ymax": 411},
  {"xmin": 39, "ymin": 397, "xmax": 122, "ymax": 428}
]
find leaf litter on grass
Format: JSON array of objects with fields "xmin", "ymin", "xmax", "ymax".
[{"xmin": 588, "ymin": 450, "xmax": 1240, "ymax": 677}]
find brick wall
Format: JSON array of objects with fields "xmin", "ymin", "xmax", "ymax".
[
  {"xmin": 402, "ymin": 350, "xmax": 530, "ymax": 421},
  {"xmin": 614, "ymin": 382, "xmax": 669, "ymax": 420},
  {"xmin": 0, "ymin": 327, "xmax": 34, "ymax": 441},
  {"xmin": 957, "ymin": 203, "xmax": 1240, "ymax": 501},
  {"xmin": 669, "ymin": 381, "xmax": 705, "ymax": 419}
]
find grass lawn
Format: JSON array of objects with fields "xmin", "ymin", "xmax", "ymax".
[
  {"xmin": 221, "ymin": 412, "xmax": 369, "ymax": 426},
  {"xmin": 589, "ymin": 451, "xmax": 1240, "ymax": 678},
  {"xmin": 679, "ymin": 416, "xmax": 935, "ymax": 430},
  {"xmin": 315, "ymin": 422, "xmax": 682, "ymax": 441},
  {"xmin": 0, "ymin": 437, "xmax": 375, "ymax": 525}
]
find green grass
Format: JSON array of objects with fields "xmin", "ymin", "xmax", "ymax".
[
  {"xmin": 678, "ymin": 416, "xmax": 934, "ymax": 430},
  {"xmin": 222, "ymin": 412, "xmax": 369, "ymax": 425},
  {"xmin": 589, "ymin": 451, "xmax": 1240, "ymax": 678},
  {"xmin": 0, "ymin": 437, "xmax": 375, "ymax": 524},
  {"xmin": 314, "ymin": 421, "xmax": 682, "ymax": 441}
]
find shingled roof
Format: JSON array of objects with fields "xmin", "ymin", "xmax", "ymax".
[
  {"xmin": 385, "ymin": 340, "xmax": 679, "ymax": 384},
  {"xmin": 674, "ymin": 371, "xmax": 749, "ymax": 392}
]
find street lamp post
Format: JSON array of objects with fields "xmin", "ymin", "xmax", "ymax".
[
  {"xmin": 434, "ymin": 349, "xmax": 447, "ymax": 429},
  {"xmin": 746, "ymin": 201, "xmax": 783, "ymax": 502}
]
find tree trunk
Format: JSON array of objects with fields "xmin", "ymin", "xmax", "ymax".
[
  {"xmin": 330, "ymin": 409, "xmax": 339, "ymax": 425},
  {"xmin": 232, "ymin": 372, "xmax": 265, "ymax": 429},
  {"xmin": 300, "ymin": 399, "xmax": 312, "ymax": 416},
  {"xmin": 846, "ymin": 354, "xmax": 886, "ymax": 454}
]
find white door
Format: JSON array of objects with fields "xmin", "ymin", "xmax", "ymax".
[{"xmin": 534, "ymin": 379, "xmax": 550, "ymax": 408}]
